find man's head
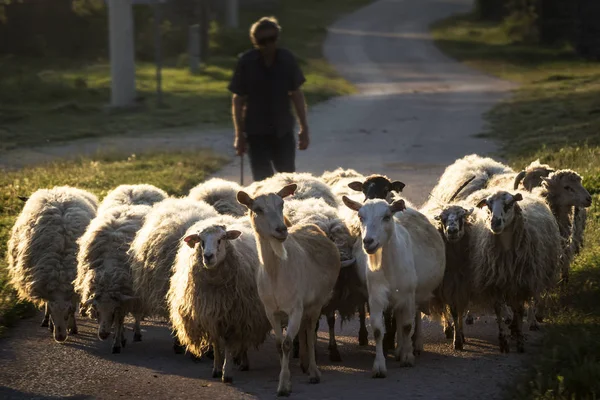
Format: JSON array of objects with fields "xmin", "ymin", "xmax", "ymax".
[{"xmin": 250, "ymin": 16, "xmax": 281, "ymax": 55}]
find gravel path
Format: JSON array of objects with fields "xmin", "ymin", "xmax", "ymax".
[{"xmin": 0, "ymin": 1, "xmax": 533, "ymax": 399}]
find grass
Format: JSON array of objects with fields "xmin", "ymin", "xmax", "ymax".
[
  {"xmin": 0, "ymin": 149, "xmax": 226, "ymax": 333},
  {"xmin": 0, "ymin": 0, "xmax": 372, "ymax": 151},
  {"xmin": 432, "ymin": 13, "xmax": 600, "ymax": 400}
]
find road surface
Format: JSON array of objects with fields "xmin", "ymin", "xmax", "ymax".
[{"xmin": 0, "ymin": 1, "xmax": 531, "ymax": 399}]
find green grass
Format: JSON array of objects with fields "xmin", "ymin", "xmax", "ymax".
[
  {"xmin": 0, "ymin": 149, "xmax": 226, "ymax": 333},
  {"xmin": 0, "ymin": 0, "xmax": 371, "ymax": 151},
  {"xmin": 432, "ymin": 13, "xmax": 600, "ymax": 400}
]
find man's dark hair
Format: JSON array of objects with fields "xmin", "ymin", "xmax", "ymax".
[{"xmin": 250, "ymin": 16, "xmax": 281, "ymax": 45}]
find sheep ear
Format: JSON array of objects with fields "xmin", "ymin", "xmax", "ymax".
[
  {"xmin": 183, "ymin": 234, "xmax": 201, "ymax": 248},
  {"xmin": 277, "ymin": 184, "xmax": 297, "ymax": 198},
  {"xmin": 513, "ymin": 170, "xmax": 526, "ymax": 190},
  {"xmin": 513, "ymin": 193, "xmax": 523, "ymax": 202},
  {"xmin": 342, "ymin": 195, "xmax": 362, "ymax": 212},
  {"xmin": 237, "ymin": 191, "xmax": 254, "ymax": 208},
  {"xmin": 17, "ymin": 196, "xmax": 29, "ymax": 202},
  {"xmin": 390, "ymin": 199, "xmax": 406, "ymax": 214},
  {"xmin": 476, "ymin": 199, "xmax": 487, "ymax": 209},
  {"xmin": 348, "ymin": 181, "xmax": 364, "ymax": 192},
  {"xmin": 391, "ymin": 181, "xmax": 406, "ymax": 192},
  {"xmin": 225, "ymin": 230, "xmax": 242, "ymax": 240}
]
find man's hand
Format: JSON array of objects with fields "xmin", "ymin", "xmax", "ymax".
[
  {"xmin": 298, "ymin": 127, "xmax": 310, "ymax": 150},
  {"xmin": 234, "ymin": 133, "xmax": 247, "ymax": 156}
]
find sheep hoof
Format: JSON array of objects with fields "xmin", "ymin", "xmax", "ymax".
[
  {"xmin": 222, "ymin": 376, "xmax": 233, "ymax": 384},
  {"xmin": 372, "ymin": 370, "xmax": 387, "ymax": 379},
  {"xmin": 69, "ymin": 328, "xmax": 78, "ymax": 335},
  {"xmin": 112, "ymin": 346, "xmax": 121, "ymax": 354},
  {"xmin": 444, "ymin": 326, "xmax": 454, "ymax": 339},
  {"xmin": 212, "ymin": 369, "xmax": 222, "ymax": 379},
  {"xmin": 277, "ymin": 389, "xmax": 291, "ymax": 397},
  {"xmin": 465, "ymin": 315, "xmax": 474, "ymax": 325},
  {"xmin": 133, "ymin": 333, "xmax": 142, "ymax": 342},
  {"xmin": 328, "ymin": 347, "xmax": 342, "ymax": 362}
]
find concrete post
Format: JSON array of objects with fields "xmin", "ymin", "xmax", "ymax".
[
  {"xmin": 189, "ymin": 24, "xmax": 201, "ymax": 73},
  {"xmin": 107, "ymin": 0, "xmax": 137, "ymax": 108},
  {"xmin": 225, "ymin": 0, "xmax": 239, "ymax": 29}
]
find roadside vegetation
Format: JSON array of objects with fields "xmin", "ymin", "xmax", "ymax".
[
  {"xmin": 0, "ymin": 150, "xmax": 226, "ymax": 334},
  {"xmin": 432, "ymin": 12, "xmax": 600, "ymax": 400},
  {"xmin": 0, "ymin": 0, "xmax": 370, "ymax": 150}
]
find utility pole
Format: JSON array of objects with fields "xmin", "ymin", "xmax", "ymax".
[{"xmin": 107, "ymin": 0, "xmax": 136, "ymax": 108}]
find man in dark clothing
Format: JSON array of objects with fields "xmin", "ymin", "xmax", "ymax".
[{"xmin": 228, "ymin": 16, "xmax": 309, "ymax": 182}]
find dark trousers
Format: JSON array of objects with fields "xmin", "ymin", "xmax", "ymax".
[{"xmin": 246, "ymin": 133, "xmax": 296, "ymax": 181}]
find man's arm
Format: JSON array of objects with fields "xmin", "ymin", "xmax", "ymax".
[
  {"xmin": 290, "ymin": 90, "xmax": 309, "ymax": 150},
  {"xmin": 232, "ymin": 94, "xmax": 247, "ymax": 155}
]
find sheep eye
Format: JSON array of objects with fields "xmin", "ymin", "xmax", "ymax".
[{"xmin": 254, "ymin": 207, "xmax": 263, "ymax": 214}]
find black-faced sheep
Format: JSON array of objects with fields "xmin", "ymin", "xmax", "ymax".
[
  {"xmin": 167, "ymin": 214, "xmax": 270, "ymax": 383},
  {"xmin": 188, "ymin": 178, "xmax": 247, "ymax": 217},
  {"xmin": 7, "ymin": 186, "xmax": 98, "ymax": 342},
  {"xmin": 75, "ymin": 204, "xmax": 151, "ymax": 353}
]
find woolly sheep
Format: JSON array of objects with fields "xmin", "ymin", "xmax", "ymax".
[
  {"xmin": 470, "ymin": 190, "xmax": 561, "ymax": 353},
  {"xmin": 97, "ymin": 184, "xmax": 167, "ymax": 215},
  {"xmin": 129, "ymin": 197, "xmax": 218, "ymax": 352},
  {"xmin": 246, "ymin": 172, "xmax": 339, "ymax": 208},
  {"xmin": 188, "ymin": 178, "xmax": 247, "ymax": 217},
  {"xmin": 75, "ymin": 204, "xmax": 151, "ymax": 353},
  {"xmin": 7, "ymin": 186, "xmax": 97, "ymax": 342},
  {"xmin": 321, "ymin": 167, "xmax": 364, "ymax": 186},
  {"xmin": 168, "ymin": 214, "xmax": 270, "ymax": 383}
]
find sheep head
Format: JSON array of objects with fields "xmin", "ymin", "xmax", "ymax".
[
  {"xmin": 237, "ymin": 184, "xmax": 296, "ymax": 243},
  {"xmin": 434, "ymin": 205, "xmax": 474, "ymax": 243},
  {"xmin": 542, "ymin": 170, "xmax": 592, "ymax": 208},
  {"xmin": 342, "ymin": 196, "xmax": 405, "ymax": 254},
  {"xmin": 183, "ymin": 225, "xmax": 242, "ymax": 268},
  {"xmin": 84, "ymin": 293, "xmax": 137, "ymax": 341},
  {"xmin": 514, "ymin": 161, "xmax": 555, "ymax": 191},
  {"xmin": 476, "ymin": 191, "xmax": 523, "ymax": 235},
  {"xmin": 348, "ymin": 175, "xmax": 405, "ymax": 203},
  {"xmin": 47, "ymin": 295, "xmax": 75, "ymax": 343}
]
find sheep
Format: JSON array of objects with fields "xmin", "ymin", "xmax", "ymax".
[
  {"xmin": 7, "ymin": 186, "xmax": 97, "ymax": 342},
  {"xmin": 75, "ymin": 204, "xmax": 151, "ymax": 354},
  {"xmin": 167, "ymin": 214, "xmax": 271, "ymax": 383},
  {"xmin": 97, "ymin": 184, "xmax": 167, "ymax": 215},
  {"xmin": 128, "ymin": 197, "xmax": 219, "ymax": 352},
  {"xmin": 428, "ymin": 154, "xmax": 514, "ymax": 204},
  {"xmin": 283, "ymin": 197, "xmax": 362, "ymax": 360},
  {"xmin": 188, "ymin": 178, "xmax": 247, "ymax": 217},
  {"xmin": 470, "ymin": 190, "xmax": 562, "ymax": 353},
  {"xmin": 237, "ymin": 184, "xmax": 340, "ymax": 396},
  {"xmin": 246, "ymin": 172, "xmax": 339, "ymax": 208},
  {"xmin": 426, "ymin": 204, "xmax": 475, "ymax": 350},
  {"xmin": 342, "ymin": 195, "xmax": 446, "ymax": 377}
]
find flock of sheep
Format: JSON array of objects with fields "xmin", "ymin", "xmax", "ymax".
[{"xmin": 6, "ymin": 153, "xmax": 593, "ymax": 397}]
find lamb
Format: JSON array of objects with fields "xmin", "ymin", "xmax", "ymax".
[
  {"xmin": 97, "ymin": 184, "xmax": 168, "ymax": 215},
  {"xmin": 7, "ymin": 186, "xmax": 97, "ymax": 342},
  {"xmin": 237, "ymin": 184, "xmax": 340, "ymax": 396},
  {"xmin": 188, "ymin": 178, "xmax": 247, "ymax": 217},
  {"xmin": 283, "ymin": 197, "xmax": 362, "ymax": 360},
  {"xmin": 246, "ymin": 172, "xmax": 339, "ymax": 208},
  {"xmin": 129, "ymin": 197, "xmax": 219, "ymax": 352},
  {"xmin": 75, "ymin": 204, "xmax": 151, "ymax": 353},
  {"xmin": 428, "ymin": 154, "xmax": 514, "ymax": 204},
  {"xmin": 167, "ymin": 214, "xmax": 271, "ymax": 383},
  {"xmin": 342, "ymin": 195, "xmax": 446, "ymax": 377},
  {"xmin": 470, "ymin": 190, "xmax": 561, "ymax": 353}
]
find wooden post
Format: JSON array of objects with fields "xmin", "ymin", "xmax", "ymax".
[{"xmin": 107, "ymin": 0, "xmax": 136, "ymax": 108}]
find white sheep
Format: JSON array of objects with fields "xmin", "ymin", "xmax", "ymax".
[
  {"xmin": 188, "ymin": 178, "xmax": 247, "ymax": 217},
  {"xmin": 246, "ymin": 172, "xmax": 339, "ymax": 208},
  {"xmin": 75, "ymin": 204, "xmax": 151, "ymax": 353},
  {"xmin": 97, "ymin": 184, "xmax": 167, "ymax": 215},
  {"xmin": 321, "ymin": 167, "xmax": 364, "ymax": 186},
  {"xmin": 7, "ymin": 186, "xmax": 98, "ymax": 342},
  {"xmin": 129, "ymin": 197, "xmax": 218, "ymax": 352},
  {"xmin": 470, "ymin": 190, "xmax": 561, "ymax": 353},
  {"xmin": 237, "ymin": 184, "xmax": 340, "ymax": 396},
  {"xmin": 167, "ymin": 214, "xmax": 271, "ymax": 383},
  {"xmin": 342, "ymin": 195, "xmax": 446, "ymax": 377}
]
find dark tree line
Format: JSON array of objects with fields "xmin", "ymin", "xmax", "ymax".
[{"xmin": 476, "ymin": 0, "xmax": 600, "ymax": 60}]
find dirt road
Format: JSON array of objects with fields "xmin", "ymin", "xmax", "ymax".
[{"xmin": 0, "ymin": 1, "xmax": 533, "ymax": 399}]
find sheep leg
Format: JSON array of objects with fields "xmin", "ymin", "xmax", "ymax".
[
  {"xmin": 512, "ymin": 303, "xmax": 526, "ymax": 353},
  {"xmin": 358, "ymin": 303, "xmax": 369, "ymax": 346},
  {"xmin": 41, "ymin": 303, "xmax": 50, "ymax": 327},
  {"xmin": 451, "ymin": 306, "xmax": 464, "ymax": 351},
  {"xmin": 306, "ymin": 312, "xmax": 322, "ymax": 384},
  {"xmin": 292, "ymin": 335, "xmax": 300, "ymax": 359},
  {"xmin": 382, "ymin": 309, "xmax": 395, "ymax": 355},
  {"xmin": 494, "ymin": 302, "xmax": 510, "ymax": 354},
  {"xmin": 133, "ymin": 313, "xmax": 142, "ymax": 342},
  {"xmin": 211, "ymin": 341, "xmax": 223, "ymax": 378},
  {"xmin": 222, "ymin": 345, "xmax": 234, "ymax": 383},
  {"xmin": 277, "ymin": 309, "xmax": 302, "ymax": 397},
  {"xmin": 67, "ymin": 310, "xmax": 78, "ymax": 335},
  {"xmin": 112, "ymin": 314, "xmax": 125, "ymax": 354},
  {"xmin": 298, "ymin": 319, "xmax": 308, "ymax": 374},
  {"xmin": 528, "ymin": 299, "xmax": 540, "ymax": 331},
  {"xmin": 443, "ymin": 306, "xmax": 454, "ymax": 339},
  {"xmin": 369, "ymin": 301, "xmax": 387, "ymax": 378},
  {"xmin": 239, "ymin": 350, "xmax": 250, "ymax": 371},
  {"xmin": 326, "ymin": 312, "xmax": 341, "ymax": 362},
  {"xmin": 412, "ymin": 311, "xmax": 423, "ymax": 356},
  {"xmin": 395, "ymin": 301, "xmax": 415, "ymax": 367},
  {"xmin": 465, "ymin": 311, "xmax": 474, "ymax": 325}
]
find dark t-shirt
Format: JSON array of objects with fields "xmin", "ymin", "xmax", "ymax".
[{"xmin": 228, "ymin": 48, "xmax": 306, "ymax": 137}]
